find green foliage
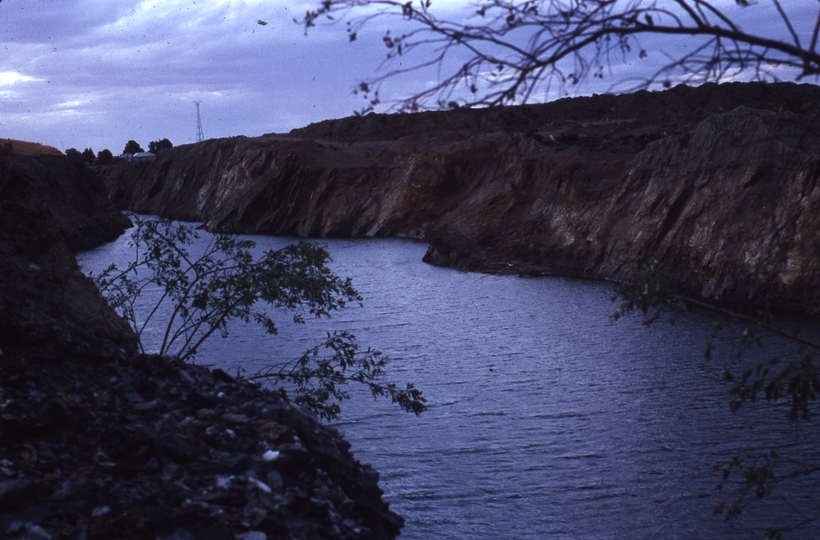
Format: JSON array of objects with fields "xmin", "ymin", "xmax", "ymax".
[
  {"xmin": 729, "ymin": 351, "xmax": 820, "ymax": 420},
  {"xmin": 90, "ymin": 217, "xmax": 426, "ymax": 420},
  {"xmin": 64, "ymin": 148, "xmax": 82, "ymax": 160},
  {"xmin": 713, "ymin": 451, "xmax": 820, "ymax": 539},
  {"xmin": 611, "ymin": 258, "xmax": 689, "ymax": 317},
  {"xmin": 614, "ymin": 258, "xmax": 820, "ymax": 419},
  {"xmin": 247, "ymin": 330, "xmax": 426, "ymax": 420}
]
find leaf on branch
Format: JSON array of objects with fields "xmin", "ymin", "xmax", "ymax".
[{"xmin": 91, "ymin": 217, "xmax": 425, "ymax": 420}]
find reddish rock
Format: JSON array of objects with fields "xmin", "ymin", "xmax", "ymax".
[{"xmin": 99, "ymin": 82, "xmax": 820, "ymax": 312}]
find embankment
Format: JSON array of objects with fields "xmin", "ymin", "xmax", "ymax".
[
  {"xmin": 0, "ymin": 152, "xmax": 404, "ymax": 539},
  {"xmin": 100, "ymin": 82, "xmax": 820, "ymax": 312}
]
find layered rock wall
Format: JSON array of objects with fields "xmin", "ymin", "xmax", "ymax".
[{"xmin": 100, "ymin": 82, "xmax": 820, "ymax": 312}]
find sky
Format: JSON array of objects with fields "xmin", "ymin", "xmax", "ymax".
[{"xmin": 0, "ymin": 0, "xmax": 817, "ymax": 154}]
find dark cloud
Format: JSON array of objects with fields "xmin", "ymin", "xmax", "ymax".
[
  {"xmin": 0, "ymin": 1, "xmax": 816, "ymax": 152},
  {"xmin": 0, "ymin": 0, "xmax": 385, "ymax": 151}
]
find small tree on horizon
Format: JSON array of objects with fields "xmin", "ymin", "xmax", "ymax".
[
  {"xmin": 123, "ymin": 140, "xmax": 144, "ymax": 155},
  {"xmin": 97, "ymin": 149, "xmax": 114, "ymax": 165},
  {"xmin": 148, "ymin": 138, "xmax": 173, "ymax": 153}
]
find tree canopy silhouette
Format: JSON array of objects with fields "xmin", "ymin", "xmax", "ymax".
[
  {"xmin": 148, "ymin": 138, "xmax": 173, "ymax": 154},
  {"xmin": 97, "ymin": 149, "xmax": 114, "ymax": 164},
  {"xmin": 123, "ymin": 140, "xmax": 144, "ymax": 155},
  {"xmin": 304, "ymin": 1, "xmax": 820, "ymax": 112}
]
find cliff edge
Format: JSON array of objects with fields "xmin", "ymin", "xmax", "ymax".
[
  {"xmin": 0, "ymin": 153, "xmax": 403, "ymax": 539},
  {"xmin": 100, "ymin": 82, "xmax": 820, "ymax": 312}
]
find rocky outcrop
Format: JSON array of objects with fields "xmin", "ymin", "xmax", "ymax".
[
  {"xmin": 0, "ymin": 349, "xmax": 403, "ymax": 540},
  {"xmin": 1, "ymin": 153, "xmax": 404, "ymax": 539},
  {"xmin": 99, "ymin": 82, "xmax": 820, "ymax": 312},
  {"xmin": 0, "ymin": 154, "xmax": 134, "ymax": 358}
]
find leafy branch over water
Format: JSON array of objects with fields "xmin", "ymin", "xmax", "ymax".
[
  {"xmin": 89, "ymin": 216, "xmax": 426, "ymax": 420},
  {"xmin": 614, "ymin": 259, "xmax": 820, "ymax": 538}
]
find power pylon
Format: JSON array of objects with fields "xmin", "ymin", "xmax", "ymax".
[{"xmin": 194, "ymin": 101, "xmax": 204, "ymax": 142}]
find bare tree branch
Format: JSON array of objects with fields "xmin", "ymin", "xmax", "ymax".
[
  {"xmin": 810, "ymin": 11, "xmax": 820, "ymax": 55},
  {"xmin": 303, "ymin": 0, "xmax": 820, "ymax": 112},
  {"xmin": 772, "ymin": 0, "xmax": 801, "ymax": 49}
]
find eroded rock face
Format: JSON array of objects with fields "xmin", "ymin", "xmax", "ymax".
[
  {"xmin": 0, "ymin": 154, "xmax": 135, "ymax": 357},
  {"xmin": 99, "ymin": 82, "xmax": 820, "ymax": 312},
  {"xmin": 592, "ymin": 107, "xmax": 820, "ymax": 308}
]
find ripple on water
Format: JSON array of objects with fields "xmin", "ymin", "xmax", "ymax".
[{"xmin": 78, "ymin": 228, "xmax": 820, "ymax": 540}]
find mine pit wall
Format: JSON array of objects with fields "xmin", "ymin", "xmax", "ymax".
[
  {"xmin": 99, "ymin": 83, "xmax": 820, "ymax": 314},
  {"xmin": 0, "ymin": 154, "xmax": 135, "ymax": 357}
]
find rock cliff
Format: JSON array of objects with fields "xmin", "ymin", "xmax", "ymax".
[
  {"xmin": 0, "ymin": 153, "xmax": 134, "ymax": 357},
  {"xmin": 100, "ymin": 82, "xmax": 820, "ymax": 312},
  {"xmin": 0, "ymin": 152, "xmax": 404, "ymax": 539}
]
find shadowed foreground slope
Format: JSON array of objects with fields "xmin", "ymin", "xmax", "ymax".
[{"xmin": 0, "ymin": 152, "xmax": 403, "ymax": 539}]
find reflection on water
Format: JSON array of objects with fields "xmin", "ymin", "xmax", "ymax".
[{"xmin": 78, "ymin": 224, "xmax": 820, "ymax": 540}]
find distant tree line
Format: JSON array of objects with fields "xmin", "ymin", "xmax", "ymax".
[
  {"xmin": 123, "ymin": 138, "xmax": 174, "ymax": 155},
  {"xmin": 64, "ymin": 138, "xmax": 173, "ymax": 164},
  {"xmin": 64, "ymin": 147, "xmax": 99, "ymax": 164},
  {"xmin": 148, "ymin": 138, "xmax": 173, "ymax": 153}
]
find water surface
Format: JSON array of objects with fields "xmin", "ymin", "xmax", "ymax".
[{"xmin": 78, "ymin": 224, "xmax": 820, "ymax": 539}]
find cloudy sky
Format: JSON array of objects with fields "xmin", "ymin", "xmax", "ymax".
[{"xmin": 0, "ymin": 0, "xmax": 817, "ymax": 155}]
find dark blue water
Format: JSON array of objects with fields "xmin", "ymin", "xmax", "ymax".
[{"xmin": 78, "ymin": 223, "xmax": 820, "ymax": 540}]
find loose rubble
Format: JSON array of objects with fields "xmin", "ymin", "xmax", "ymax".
[{"xmin": 0, "ymin": 349, "xmax": 402, "ymax": 540}]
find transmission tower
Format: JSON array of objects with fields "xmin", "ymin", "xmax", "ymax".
[{"xmin": 194, "ymin": 101, "xmax": 204, "ymax": 142}]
